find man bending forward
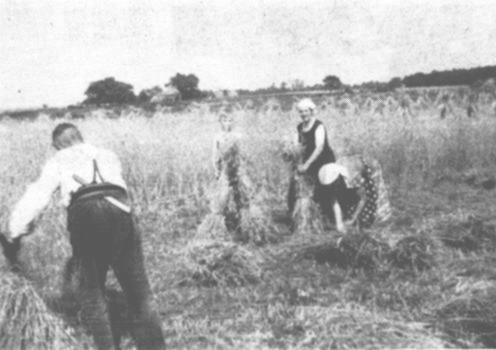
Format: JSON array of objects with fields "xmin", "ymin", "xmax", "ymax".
[{"xmin": 6, "ymin": 123, "xmax": 165, "ymax": 350}]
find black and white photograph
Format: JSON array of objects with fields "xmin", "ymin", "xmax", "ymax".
[{"xmin": 1, "ymin": 0, "xmax": 496, "ymax": 348}]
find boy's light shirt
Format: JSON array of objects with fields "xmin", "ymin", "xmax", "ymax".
[{"xmin": 9, "ymin": 143, "xmax": 127, "ymax": 239}]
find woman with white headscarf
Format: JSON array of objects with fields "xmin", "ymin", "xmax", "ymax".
[
  {"xmin": 295, "ymin": 98, "xmax": 350, "ymax": 232},
  {"xmin": 293, "ymin": 98, "xmax": 391, "ymax": 232}
]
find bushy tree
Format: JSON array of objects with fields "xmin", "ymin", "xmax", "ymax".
[
  {"xmin": 169, "ymin": 73, "xmax": 202, "ymax": 100},
  {"xmin": 84, "ymin": 77, "xmax": 136, "ymax": 105},
  {"xmin": 323, "ymin": 75, "xmax": 342, "ymax": 90}
]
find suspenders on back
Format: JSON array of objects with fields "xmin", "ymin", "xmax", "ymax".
[
  {"xmin": 71, "ymin": 159, "xmax": 131, "ymax": 213},
  {"xmin": 72, "ymin": 158, "xmax": 112, "ymax": 187},
  {"xmin": 92, "ymin": 159, "xmax": 105, "ymax": 184},
  {"xmin": 72, "ymin": 159, "xmax": 104, "ymax": 187}
]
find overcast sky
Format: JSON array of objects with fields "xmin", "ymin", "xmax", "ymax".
[{"xmin": 1, "ymin": 0, "xmax": 496, "ymax": 109}]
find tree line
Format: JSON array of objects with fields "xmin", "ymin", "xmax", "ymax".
[
  {"xmin": 401, "ymin": 66, "xmax": 496, "ymax": 87},
  {"xmin": 355, "ymin": 66, "xmax": 496, "ymax": 93},
  {"xmin": 83, "ymin": 65, "xmax": 496, "ymax": 105}
]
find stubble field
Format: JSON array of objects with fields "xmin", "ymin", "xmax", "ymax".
[{"xmin": 2, "ymin": 90, "xmax": 496, "ymax": 348}]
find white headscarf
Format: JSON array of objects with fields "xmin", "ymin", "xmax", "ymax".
[{"xmin": 296, "ymin": 98, "xmax": 316, "ymax": 112}]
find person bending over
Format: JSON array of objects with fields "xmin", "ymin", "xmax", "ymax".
[{"xmin": 5, "ymin": 123, "xmax": 165, "ymax": 350}]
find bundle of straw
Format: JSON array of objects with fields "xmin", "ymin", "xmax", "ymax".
[
  {"xmin": 388, "ymin": 234, "xmax": 437, "ymax": 272},
  {"xmin": 291, "ymin": 174, "xmax": 325, "ymax": 235},
  {"xmin": 175, "ymin": 240, "xmax": 265, "ymax": 287},
  {"xmin": 0, "ymin": 271, "xmax": 79, "ymax": 350},
  {"xmin": 335, "ymin": 232, "xmax": 390, "ymax": 271},
  {"xmin": 239, "ymin": 205, "xmax": 280, "ymax": 245},
  {"xmin": 278, "ymin": 231, "xmax": 388, "ymax": 271},
  {"xmin": 199, "ymin": 138, "xmax": 279, "ymax": 244}
]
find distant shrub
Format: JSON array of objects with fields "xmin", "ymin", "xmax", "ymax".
[{"xmin": 84, "ymin": 77, "xmax": 136, "ymax": 105}]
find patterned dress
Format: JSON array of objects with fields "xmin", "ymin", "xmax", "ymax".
[
  {"xmin": 342, "ymin": 164, "xmax": 378, "ymax": 227},
  {"xmin": 337, "ymin": 155, "xmax": 392, "ymax": 228}
]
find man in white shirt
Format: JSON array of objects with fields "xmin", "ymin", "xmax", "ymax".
[{"xmin": 5, "ymin": 123, "xmax": 165, "ymax": 350}]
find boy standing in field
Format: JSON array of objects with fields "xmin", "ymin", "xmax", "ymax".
[
  {"xmin": 208, "ymin": 113, "xmax": 255, "ymax": 241},
  {"xmin": 3, "ymin": 123, "xmax": 165, "ymax": 350},
  {"xmin": 212, "ymin": 113, "xmax": 243, "ymax": 179}
]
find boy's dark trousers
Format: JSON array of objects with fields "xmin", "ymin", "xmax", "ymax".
[{"xmin": 64, "ymin": 190, "xmax": 165, "ymax": 350}]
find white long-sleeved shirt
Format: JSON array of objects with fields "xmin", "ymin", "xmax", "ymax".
[{"xmin": 9, "ymin": 143, "xmax": 127, "ymax": 239}]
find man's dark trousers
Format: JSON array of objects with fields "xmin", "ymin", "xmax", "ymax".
[{"xmin": 65, "ymin": 190, "xmax": 165, "ymax": 350}]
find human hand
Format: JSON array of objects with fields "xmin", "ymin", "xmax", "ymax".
[
  {"xmin": 344, "ymin": 213, "xmax": 359, "ymax": 226},
  {"xmin": 2, "ymin": 221, "xmax": 33, "ymax": 244},
  {"xmin": 336, "ymin": 223, "xmax": 347, "ymax": 234}
]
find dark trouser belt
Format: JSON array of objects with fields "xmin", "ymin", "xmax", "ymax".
[{"xmin": 70, "ymin": 184, "xmax": 131, "ymax": 213}]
